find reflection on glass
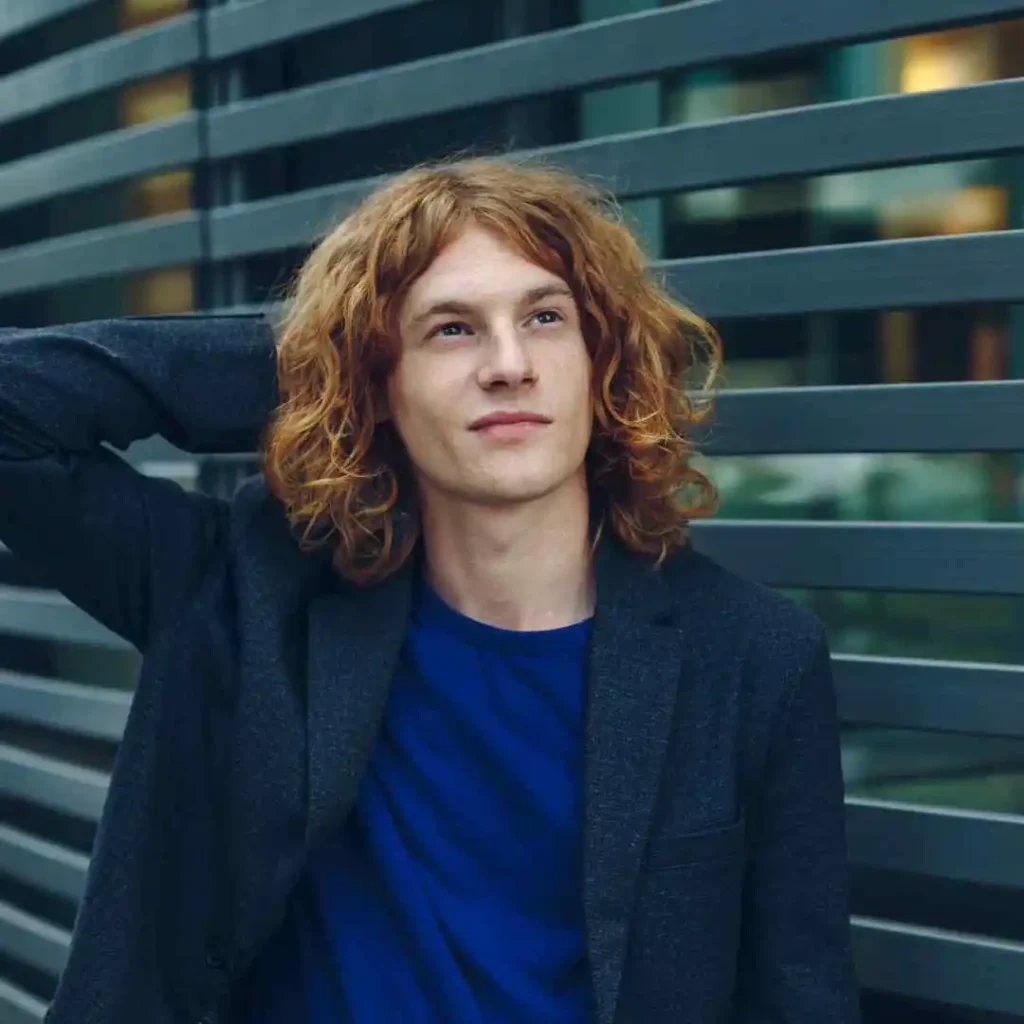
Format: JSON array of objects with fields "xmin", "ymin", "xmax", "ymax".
[
  {"xmin": 782, "ymin": 588, "xmax": 1023, "ymax": 664},
  {"xmin": 661, "ymin": 19, "xmax": 1024, "ymax": 391},
  {"xmin": 706, "ymin": 452, "xmax": 1022, "ymax": 523},
  {"xmin": 843, "ymin": 726, "xmax": 1024, "ymax": 815}
]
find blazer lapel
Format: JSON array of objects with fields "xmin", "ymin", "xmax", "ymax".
[
  {"xmin": 585, "ymin": 536, "xmax": 692, "ymax": 1024},
  {"xmin": 305, "ymin": 554, "xmax": 415, "ymax": 853}
]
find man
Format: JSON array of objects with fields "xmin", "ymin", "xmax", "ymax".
[{"xmin": 0, "ymin": 158, "xmax": 860, "ymax": 1023}]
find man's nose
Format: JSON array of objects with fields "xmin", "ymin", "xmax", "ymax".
[{"xmin": 478, "ymin": 326, "xmax": 536, "ymax": 389}]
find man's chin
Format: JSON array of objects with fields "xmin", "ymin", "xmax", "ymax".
[
  {"xmin": 467, "ymin": 475, "xmax": 580, "ymax": 509},
  {"xmin": 420, "ymin": 462, "xmax": 586, "ymax": 510}
]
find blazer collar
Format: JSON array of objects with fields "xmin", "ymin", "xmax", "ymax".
[
  {"xmin": 585, "ymin": 533, "xmax": 691, "ymax": 1024},
  {"xmin": 305, "ymin": 551, "xmax": 416, "ymax": 853}
]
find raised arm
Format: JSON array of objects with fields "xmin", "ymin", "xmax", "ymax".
[{"xmin": 0, "ymin": 314, "xmax": 277, "ymax": 652}]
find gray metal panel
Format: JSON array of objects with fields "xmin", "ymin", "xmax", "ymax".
[
  {"xmin": 769, "ymin": 0, "xmax": 1024, "ymax": 48},
  {"xmin": 126, "ymin": 436, "xmax": 191, "ymax": 464},
  {"xmin": 207, "ymin": 3, "xmax": 734, "ymax": 158},
  {"xmin": 0, "ymin": 978, "xmax": 46, "ymax": 1024},
  {"xmin": 210, "ymin": 177, "xmax": 379, "ymax": 259},
  {"xmin": 0, "ymin": 0, "xmax": 93, "ymax": 41},
  {"xmin": 0, "ymin": 671, "xmax": 129, "ymax": 742},
  {"xmin": 0, "ymin": 587, "xmax": 132, "ymax": 650},
  {"xmin": 217, "ymin": 213, "xmax": 1024, "ymax": 317},
  {"xmin": 834, "ymin": 654, "xmax": 1024, "ymax": 738},
  {"xmin": 207, "ymin": 0, "xmax": 1024, "ymax": 159},
  {"xmin": 852, "ymin": 915, "xmax": 1024, "ymax": 1015},
  {"xmin": 689, "ymin": 521, "xmax": 1024, "ymax": 594},
  {"xmin": 0, "ymin": 824, "xmax": 88, "ymax": 903},
  {"xmin": 0, "ymin": 114, "xmax": 200, "ymax": 214},
  {"xmin": 703, "ymin": 380, "xmax": 1024, "ymax": 455},
  {"xmin": 846, "ymin": 798, "xmax": 1024, "ymax": 889},
  {"xmin": 207, "ymin": 0, "xmax": 426, "ymax": 59},
  {"xmin": 546, "ymin": 77, "xmax": 1024, "ymax": 198},
  {"xmin": 0, "ymin": 13, "xmax": 199, "ymax": 127},
  {"xmin": 0, "ymin": 213, "xmax": 202, "ymax": 298},
  {"xmin": 210, "ymin": 302, "xmax": 280, "ymax": 319},
  {"xmin": 0, "ymin": 743, "xmax": 108, "ymax": 821},
  {"xmin": 662, "ymin": 231, "xmax": 1024, "ymax": 319},
  {"xmin": 0, "ymin": 901, "xmax": 69, "ymax": 978},
  {"xmin": 211, "ymin": 79, "xmax": 1024, "ymax": 258}
]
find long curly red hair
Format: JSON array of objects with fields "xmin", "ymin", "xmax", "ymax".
[{"xmin": 261, "ymin": 156, "xmax": 722, "ymax": 584}]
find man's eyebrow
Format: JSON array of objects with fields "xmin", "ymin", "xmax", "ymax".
[
  {"xmin": 408, "ymin": 299, "xmax": 476, "ymax": 328},
  {"xmin": 522, "ymin": 283, "xmax": 574, "ymax": 305},
  {"xmin": 408, "ymin": 283, "xmax": 574, "ymax": 327}
]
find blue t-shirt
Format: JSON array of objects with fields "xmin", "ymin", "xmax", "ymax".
[{"xmin": 243, "ymin": 575, "xmax": 595, "ymax": 1023}]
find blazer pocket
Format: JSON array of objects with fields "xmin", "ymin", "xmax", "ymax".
[{"xmin": 645, "ymin": 812, "xmax": 745, "ymax": 871}]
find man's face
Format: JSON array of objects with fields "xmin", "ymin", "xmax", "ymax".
[{"xmin": 387, "ymin": 225, "xmax": 592, "ymax": 510}]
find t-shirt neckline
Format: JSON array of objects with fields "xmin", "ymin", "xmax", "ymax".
[{"xmin": 413, "ymin": 573, "xmax": 593, "ymax": 655}]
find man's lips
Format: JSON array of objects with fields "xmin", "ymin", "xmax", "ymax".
[{"xmin": 469, "ymin": 411, "xmax": 552, "ymax": 431}]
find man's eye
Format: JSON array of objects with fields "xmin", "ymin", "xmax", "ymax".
[
  {"xmin": 433, "ymin": 322, "xmax": 470, "ymax": 338},
  {"xmin": 533, "ymin": 309, "xmax": 563, "ymax": 325}
]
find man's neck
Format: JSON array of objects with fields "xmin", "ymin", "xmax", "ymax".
[{"xmin": 419, "ymin": 478, "xmax": 595, "ymax": 632}]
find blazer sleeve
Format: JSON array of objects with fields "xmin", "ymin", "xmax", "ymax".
[
  {"xmin": 735, "ymin": 625, "xmax": 862, "ymax": 1023},
  {"xmin": 0, "ymin": 314, "xmax": 278, "ymax": 653}
]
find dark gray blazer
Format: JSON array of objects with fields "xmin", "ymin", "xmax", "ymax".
[{"xmin": 0, "ymin": 316, "xmax": 860, "ymax": 1024}]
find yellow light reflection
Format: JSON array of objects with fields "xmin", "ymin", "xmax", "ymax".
[
  {"xmin": 900, "ymin": 27, "xmax": 998, "ymax": 93},
  {"xmin": 126, "ymin": 267, "xmax": 195, "ymax": 316},
  {"xmin": 120, "ymin": 71, "xmax": 192, "ymax": 126},
  {"xmin": 119, "ymin": 0, "xmax": 189, "ymax": 31},
  {"xmin": 881, "ymin": 185, "xmax": 1008, "ymax": 239},
  {"xmin": 119, "ymin": 0, "xmax": 194, "ymax": 314}
]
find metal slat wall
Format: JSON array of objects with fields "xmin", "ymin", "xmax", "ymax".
[
  {"xmin": 0, "ymin": 0, "xmax": 1023, "ymax": 1019},
  {"xmin": 0, "ymin": 0, "xmax": 95, "ymax": 41},
  {"xmin": 695, "ymin": 377, "xmax": 1024, "ymax": 1014}
]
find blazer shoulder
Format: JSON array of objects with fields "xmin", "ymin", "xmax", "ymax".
[
  {"xmin": 227, "ymin": 472, "xmax": 333, "ymax": 575},
  {"xmin": 664, "ymin": 548, "xmax": 834, "ymax": 762},
  {"xmin": 667, "ymin": 545, "xmax": 828, "ymax": 673}
]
